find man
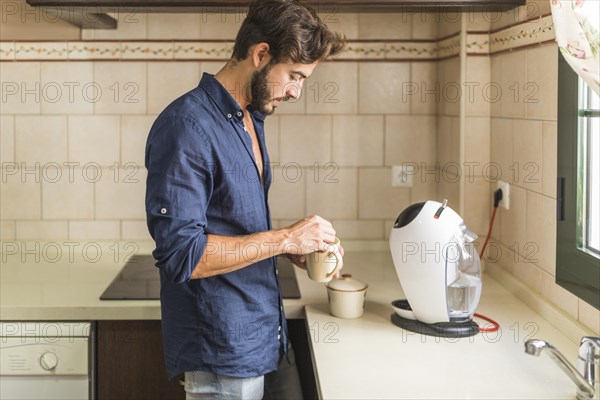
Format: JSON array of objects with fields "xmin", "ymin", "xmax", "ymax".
[{"xmin": 144, "ymin": 1, "xmax": 346, "ymax": 398}]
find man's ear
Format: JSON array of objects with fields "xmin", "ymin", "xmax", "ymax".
[{"xmin": 251, "ymin": 43, "xmax": 271, "ymax": 68}]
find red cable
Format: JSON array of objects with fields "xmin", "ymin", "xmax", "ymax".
[
  {"xmin": 479, "ymin": 206, "xmax": 498, "ymax": 259},
  {"xmin": 474, "ymin": 313, "xmax": 500, "ymax": 332}
]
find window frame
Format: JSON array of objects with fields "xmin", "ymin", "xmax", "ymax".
[{"xmin": 556, "ymin": 51, "xmax": 600, "ymax": 310}]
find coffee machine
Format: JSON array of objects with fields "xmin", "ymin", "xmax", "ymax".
[{"xmin": 389, "ymin": 199, "xmax": 482, "ymax": 337}]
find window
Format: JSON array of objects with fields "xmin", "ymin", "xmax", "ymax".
[{"xmin": 556, "ymin": 52, "xmax": 600, "ymax": 309}]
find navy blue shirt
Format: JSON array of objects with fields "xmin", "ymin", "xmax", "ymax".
[{"xmin": 145, "ymin": 73, "xmax": 287, "ymax": 381}]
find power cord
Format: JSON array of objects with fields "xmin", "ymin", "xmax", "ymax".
[
  {"xmin": 474, "ymin": 188, "xmax": 503, "ymax": 333},
  {"xmin": 479, "ymin": 188, "xmax": 503, "ymax": 259}
]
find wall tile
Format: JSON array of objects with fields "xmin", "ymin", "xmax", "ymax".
[
  {"xmin": 1, "ymin": 221, "xmax": 16, "ymax": 240},
  {"xmin": 122, "ymin": 220, "xmax": 153, "ymax": 241},
  {"xmin": 332, "ymin": 115, "xmax": 384, "ymax": 166},
  {"xmin": 15, "ymin": 116, "xmax": 67, "ymax": 164},
  {"xmin": 410, "ymin": 169, "xmax": 438, "ymax": 204},
  {"xmin": 0, "ymin": 173, "xmax": 41, "ymax": 219},
  {"xmin": 499, "ymin": 50, "xmax": 527, "ymax": 118},
  {"xmin": 437, "ymin": 116, "xmax": 459, "ymax": 166},
  {"xmin": 198, "ymin": 12, "xmax": 244, "ymax": 39},
  {"xmin": 512, "ymin": 253, "xmax": 542, "ymax": 294},
  {"xmin": 16, "ymin": 221, "xmax": 68, "ymax": 240},
  {"xmin": 268, "ymin": 166, "xmax": 305, "ymax": 220},
  {"xmin": 331, "ymin": 220, "xmax": 384, "ymax": 240},
  {"xmin": 68, "ymin": 116, "xmax": 120, "ymax": 166},
  {"xmin": 95, "ymin": 168, "xmax": 146, "ymax": 219},
  {"xmin": 526, "ymin": 44, "xmax": 558, "ymax": 121},
  {"xmin": 93, "ymin": 62, "xmax": 147, "ymax": 114},
  {"xmin": 526, "ymin": 191, "xmax": 556, "ymax": 275},
  {"xmin": 358, "ymin": 168, "xmax": 411, "ymax": 219},
  {"xmin": 318, "ymin": 11, "xmax": 358, "ymax": 39},
  {"xmin": 437, "ymin": 57, "xmax": 461, "ymax": 117},
  {"xmin": 1, "ymin": 116, "xmax": 15, "ymax": 163},
  {"xmin": 1, "ymin": 0, "xmax": 79, "ymax": 41},
  {"xmin": 306, "ymin": 62, "xmax": 357, "ymax": 114},
  {"xmin": 280, "ymin": 116, "xmax": 332, "ymax": 166},
  {"xmin": 540, "ymin": 271, "xmax": 579, "ymax": 320},
  {"xmin": 542, "ymin": 121, "xmax": 557, "ymax": 199},
  {"xmin": 0, "ymin": 62, "xmax": 41, "ymax": 114},
  {"xmin": 358, "ymin": 13, "xmax": 411, "ymax": 39},
  {"xmin": 490, "ymin": 55, "xmax": 502, "ymax": 117},
  {"xmin": 147, "ymin": 14, "xmax": 201, "ymax": 39},
  {"xmin": 465, "ymin": 116, "xmax": 491, "ymax": 169},
  {"xmin": 306, "ymin": 167, "xmax": 357, "ymax": 219},
  {"xmin": 42, "ymin": 168, "xmax": 94, "ymax": 219},
  {"xmin": 578, "ymin": 300, "xmax": 600, "ymax": 335},
  {"xmin": 359, "ymin": 63, "xmax": 410, "ymax": 114},
  {"xmin": 69, "ymin": 221, "xmax": 120, "ymax": 240},
  {"xmin": 438, "ymin": 176, "xmax": 460, "ymax": 209},
  {"xmin": 40, "ymin": 62, "xmax": 94, "ymax": 114},
  {"xmin": 465, "ymin": 56, "xmax": 491, "ymax": 116},
  {"xmin": 84, "ymin": 13, "xmax": 148, "ymax": 40},
  {"xmin": 464, "ymin": 11, "xmax": 491, "ymax": 31},
  {"xmin": 513, "ymin": 119, "xmax": 542, "ymax": 192},
  {"xmin": 463, "ymin": 178, "xmax": 491, "ymax": 236},
  {"xmin": 121, "ymin": 115, "xmax": 154, "ymax": 166},
  {"xmin": 410, "ymin": 62, "xmax": 438, "ymax": 115},
  {"xmin": 490, "ymin": 117, "xmax": 513, "ymax": 183},
  {"xmin": 385, "ymin": 115, "xmax": 436, "ymax": 165},
  {"xmin": 438, "ymin": 14, "xmax": 462, "ymax": 38},
  {"xmin": 147, "ymin": 62, "xmax": 200, "ymax": 114},
  {"xmin": 411, "ymin": 13, "xmax": 439, "ymax": 39},
  {"xmin": 500, "ymin": 184, "xmax": 526, "ymax": 246}
]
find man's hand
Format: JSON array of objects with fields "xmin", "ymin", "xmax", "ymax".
[{"xmin": 280, "ymin": 215, "xmax": 345, "ymax": 278}]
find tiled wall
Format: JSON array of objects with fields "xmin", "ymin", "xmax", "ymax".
[
  {"xmin": 0, "ymin": 4, "xmax": 443, "ymax": 243},
  {"xmin": 483, "ymin": 4, "xmax": 599, "ymax": 333}
]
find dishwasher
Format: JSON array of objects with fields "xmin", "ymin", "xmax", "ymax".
[{"xmin": 0, "ymin": 322, "xmax": 95, "ymax": 400}]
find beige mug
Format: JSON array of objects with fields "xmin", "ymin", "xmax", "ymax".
[{"xmin": 306, "ymin": 237, "xmax": 343, "ymax": 283}]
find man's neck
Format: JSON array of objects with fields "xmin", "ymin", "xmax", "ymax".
[{"xmin": 214, "ymin": 62, "xmax": 252, "ymax": 111}]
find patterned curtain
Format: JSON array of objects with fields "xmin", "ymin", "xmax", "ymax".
[{"xmin": 551, "ymin": 0, "xmax": 600, "ymax": 95}]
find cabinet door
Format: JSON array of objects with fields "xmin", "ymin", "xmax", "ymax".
[{"xmin": 96, "ymin": 320, "xmax": 184, "ymax": 400}]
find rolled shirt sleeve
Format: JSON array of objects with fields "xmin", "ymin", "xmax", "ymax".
[{"xmin": 145, "ymin": 115, "xmax": 213, "ymax": 284}]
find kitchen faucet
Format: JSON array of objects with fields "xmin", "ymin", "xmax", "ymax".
[{"xmin": 525, "ymin": 337, "xmax": 600, "ymax": 400}]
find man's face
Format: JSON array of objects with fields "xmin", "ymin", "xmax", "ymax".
[{"xmin": 249, "ymin": 61, "xmax": 318, "ymax": 115}]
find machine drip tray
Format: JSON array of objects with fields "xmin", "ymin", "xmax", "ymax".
[{"xmin": 391, "ymin": 313, "xmax": 479, "ymax": 338}]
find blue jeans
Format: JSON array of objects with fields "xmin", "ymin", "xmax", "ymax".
[{"xmin": 185, "ymin": 342, "xmax": 302, "ymax": 400}]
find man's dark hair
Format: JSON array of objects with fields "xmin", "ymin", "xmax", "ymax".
[{"xmin": 232, "ymin": 0, "xmax": 346, "ymax": 64}]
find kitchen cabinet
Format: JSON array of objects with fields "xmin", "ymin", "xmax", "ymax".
[
  {"xmin": 96, "ymin": 320, "xmax": 184, "ymax": 400},
  {"xmin": 96, "ymin": 319, "xmax": 317, "ymax": 399}
]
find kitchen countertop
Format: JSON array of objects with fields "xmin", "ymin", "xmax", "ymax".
[{"xmin": 0, "ymin": 241, "xmax": 594, "ymax": 399}]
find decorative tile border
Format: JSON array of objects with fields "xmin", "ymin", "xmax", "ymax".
[
  {"xmin": 0, "ymin": 15, "xmax": 556, "ymax": 62},
  {"xmin": 488, "ymin": 15, "xmax": 554, "ymax": 54},
  {"xmin": 173, "ymin": 42, "xmax": 234, "ymax": 60}
]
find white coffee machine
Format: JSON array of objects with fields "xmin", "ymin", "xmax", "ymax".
[{"xmin": 389, "ymin": 199, "xmax": 482, "ymax": 337}]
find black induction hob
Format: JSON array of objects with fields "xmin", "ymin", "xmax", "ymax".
[{"xmin": 100, "ymin": 255, "xmax": 301, "ymax": 300}]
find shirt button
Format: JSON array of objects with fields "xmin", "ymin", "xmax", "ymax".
[
  {"xmin": 278, "ymin": 334, "xmax": 281, "ymax": 340},
  {"xmin": 236, "ymin": 111, "xmax": 242, "ymax": 117},
  {"xmin": 278, "ymin": 326, "xmax": 281, "ymax": 332},
  {"xmin": 160, "ymin": 208, "xmax": 167, "ymax": 214},
  {"xmin": 227, "ymin": 113, "xmax": 232, "ymax": 118}
]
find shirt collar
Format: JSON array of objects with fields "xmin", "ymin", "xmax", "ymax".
[{"xmin": 198, "ymin": 73, "xmax": 266, "ymax": 123}]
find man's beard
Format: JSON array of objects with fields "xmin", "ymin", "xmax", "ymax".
[{"xmin": 250, "ymin": 62, "xmax": 277, "ymax": 115}]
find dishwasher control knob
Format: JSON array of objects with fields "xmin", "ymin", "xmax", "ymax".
[{"xmin": 40, "ymin": 352, "xmax": 58, "ymax": 370}]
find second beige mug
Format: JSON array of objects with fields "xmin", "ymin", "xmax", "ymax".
[{"xmin": 306, "ymin": 237, "xmax": 343, "ymax": 283}]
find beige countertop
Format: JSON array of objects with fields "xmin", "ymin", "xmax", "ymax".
[{"xmin": 0, "ymin": 241, "xmax": 594, "ymax": 399}]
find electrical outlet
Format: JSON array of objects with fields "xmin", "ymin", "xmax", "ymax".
[
  {"xmin": 496, "ymin": 180, "xmax": 510, "ymax": 210},
  {"xmin": 392, "ymin": 165, "xmax": 413, "ymax": 187}
]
